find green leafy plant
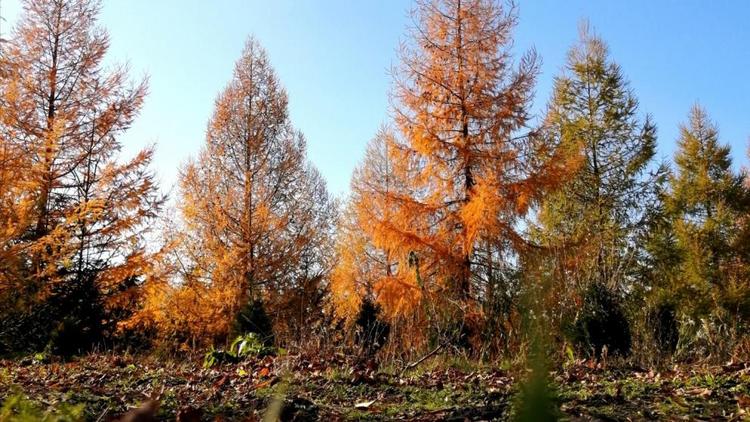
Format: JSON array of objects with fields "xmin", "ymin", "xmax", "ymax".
[
  {"xmin": 231, "ymin": 333, "xmax": 268, "ymax": 358},
  {"xmin": 202, "ymin": 345, "xmax": 228, "ymax": 369},
  {"xmin": 203, "ymin": 333, "xmax": 274, "ymax": 368}
]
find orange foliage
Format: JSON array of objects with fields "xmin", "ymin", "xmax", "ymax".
[
  {"xmin": 0, "ymin": 126, "xmax": 36, "ymax": 292},
  {"xmin": 387, "ymin": 2, "xmax": 569, "ymax": 301},
  {"xmin": 137, "ymin": 38, "xmax": 334, "ymax": 345},
  {"xmin": 404, "ymin": 0, "xmax": 571, "ymax": 285},
  {"xmin": 0, "ymin": 0, "xmax": 164, "ymax": 310},
  {"xmin": 330, "ymin": 0, "xmax": 576, "ymax": 353},
  {"xmin": 331, "ymin": 128, "xmax": 426, "ymax": 324}
]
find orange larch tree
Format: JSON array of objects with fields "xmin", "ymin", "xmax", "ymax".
[
  {"xmin": 332, "ymin": 126, "xmax": 436, "ymax": 352},
  {"xmin": 370, "ymin": 0, "xmax": 573, "ymax": 348},
  {"xmin": 330, "ymin": 204, "xmax": 378, "ymax": 325},
  {"xmin": 0, "ymin": 0, "xmax": 164, "ymax": 351},
  {"xmin": 331, "ymin": 127, "xmax": 420, "ymax": 322},
  {"xmin": 157, "ymin": 38, "xmax": 335, "ymax": 345}
]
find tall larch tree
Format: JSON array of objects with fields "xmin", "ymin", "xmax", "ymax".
[
  {"xmin": 660, "ymin": 106, "xmax": 750, "ymax": 333},
  {"xmin": 0, "ymin": 0, "xmax": 162, "ymax": 306},
  {"xmin": 373, "ymin": 0, "xmax": 572, "ymax": 348},
  {"xmin": 0, "ymin": 0, "xmax": 164, "ymax": 353},
  {"xmin": 532, "ymin": 26, "xmax": 663, "ymax": 356},
  {"xmin": 534, "ymin": 26, "xmax": 661, "ymax": 294},
  {"xmin": 166, "ymin": 38, "xmax": 335, "ymax": 345}
]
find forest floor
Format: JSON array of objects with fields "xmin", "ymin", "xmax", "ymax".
[{"xmin": 1, "ymin": 352, "xmax": 750, "ymax": 421}]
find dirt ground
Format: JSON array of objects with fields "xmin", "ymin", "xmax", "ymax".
[{"xmin": 1, "ymin": 353, "xmax": 749, "ymax": 421}]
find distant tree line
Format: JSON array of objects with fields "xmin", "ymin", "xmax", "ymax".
[{"xmin": 0, "ymin": 0, "xmax": 748, "ymax": 364}]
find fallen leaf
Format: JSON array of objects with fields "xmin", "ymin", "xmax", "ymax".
[
  {"xmin": 686, "ymin": 387, "xmax": 712, "ymax": 398},
  {"xmin": 354, "ymin": 399, "xmax": 376, "ymax": 409}
]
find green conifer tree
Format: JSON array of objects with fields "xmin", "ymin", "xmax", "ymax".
[
  {"xmin": 662, "ymin": 105, "xmax": 750, "ymax": 330},
  {"xmin": 533, "ymin": 26, "xmax": 664, "ymax": 356}
]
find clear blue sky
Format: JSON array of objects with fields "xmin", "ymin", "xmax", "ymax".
[{"xmin": 2, "ymin": 1, "xmax": 749, "ymax": 197}]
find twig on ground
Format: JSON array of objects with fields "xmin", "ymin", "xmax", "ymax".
[
  {"xmin": 95, "ymin": 406, "xmax": 110, "ymax": 422},
  {"xmin": 400, "ymin": 343, "xmax": 445, "ymax": 377}
]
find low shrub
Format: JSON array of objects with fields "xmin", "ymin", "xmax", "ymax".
[
  {"xmin": 572, "ymin": 282, "xmax": 632, "ymax": 358},
  {"xmin": 354, "ymin": 299, "xmax": 390, "ymax": 358}
]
